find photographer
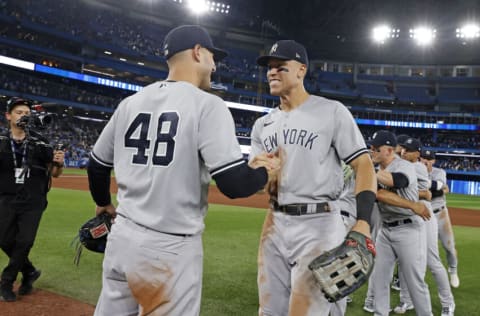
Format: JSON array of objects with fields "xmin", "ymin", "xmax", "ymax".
[{"xmin": 0, "ymin": 97, "xmax": 64, "ymax": 302}]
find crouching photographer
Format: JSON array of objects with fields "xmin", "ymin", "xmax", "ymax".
[{"xmin": 0, "ymin": 97, "xmax": 64, "ymax": 302}]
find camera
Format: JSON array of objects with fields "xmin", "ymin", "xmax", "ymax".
[{"xmin": 16, "ymin": 111, "xmax": 56, "ymax": 130}]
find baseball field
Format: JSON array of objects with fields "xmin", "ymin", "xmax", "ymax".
[{"xmin": 1, "ymin": 170, "xmax": 479, "ymax": 315}]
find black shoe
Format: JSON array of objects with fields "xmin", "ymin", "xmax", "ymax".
[
  {"xmin": 18, "ymin": 269, "xmax": 41, "ymax": 295},
  {"xmin": 0, "ymin": 281, "xmax": 16, "ymax": 302}
]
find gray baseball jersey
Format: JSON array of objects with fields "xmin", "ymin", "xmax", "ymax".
[
  {"xmin": 250, "ymin": 95, "xmax": 368, "ymax": 205},
  {"xmin": 91, "ymin": 80, "xmax": 243, "ymax": 235},
  {"xmin": 377, "ymin": 157, "xmax": 418, "ymax": 222}
]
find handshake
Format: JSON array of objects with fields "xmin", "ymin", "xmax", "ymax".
[{"xmin": 248, "ymin": 151, "xmax": 282, "ymax": 193}]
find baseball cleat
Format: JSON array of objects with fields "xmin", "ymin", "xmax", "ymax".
[
  {"xmin": 363, "ymin": 300, "xmax": 374, "ymax": 313},
  {"xmin": 449, "ymin": 272, "xmax": 460, "ymax": 288},
  {"xmin": 393, "ymin": 301, "xmax": 414, "ymax": 314},
  {"xmin": 441, "ymin": 302, "xmax": 455, "ymax": 316}
]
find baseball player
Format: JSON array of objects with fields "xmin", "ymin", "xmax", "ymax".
[
  {"xmin": 420, "ymin": 149, "xmax": 459, "ymax": 288},
  {"xmin": 388, "ymin": 133, "xmax": 410, "ymax": 292},
  {"xmin": 392, "ymin": 138, "xmax": 455, "ymax": 316},
  {"xmin": 367, "ymin": 130, "xmax": 433, "ymax": 316},
  {"xmin": 251, "ymin": 40, "xmax": 377, "ymax": 316},
  {"xmin": 87, "ymin": 25, "xmax": 279, "ymax": 316}
]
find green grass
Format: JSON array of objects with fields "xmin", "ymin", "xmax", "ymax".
[
  {"xmin": 62, "ymin": 167, "xmax": 88, "ymax": 175},
  {"xmin": 447, "ymin": 193, "xmax": 480, "ymax": 210},
  {"xmin": 1, "ymin": 189, "xmax": 479, "ymax": 315}
]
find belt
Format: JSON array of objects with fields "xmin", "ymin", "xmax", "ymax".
[
  {"xmin": 117, "ymin": 213, "xmax": 192, "ymax": 237},
  {"xmin": 433, "ymin": 206, "xmax": 445, "ymax": 214},
  {"xmin": 341, "ymin": 210, "xmax": 356, "ymax": 219},
  {"xmin": 383, "ymin": 218, "xmax": 413, "ymax": 227},
  {"xmin": 271, "ymin": 201, "xmax": 331, "ymax": 216}
]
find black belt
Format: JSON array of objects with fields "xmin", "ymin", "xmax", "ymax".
[
  {"xmin": 117, "ymin": 213, "xmax": 192, "ymax": 237},
  {"xmin": 271, "ymin": 201, "xmax": 331, "ymax": 216},
  {"xmin": 433, "ymin": 207, "xmax": 445, "ymax": 214},
  {"xmin": 384, "ymin": 218, "xmax": 413, "ymax": 227},
  {"xmin": 341, "ymin": 210, "xmax": 355, "ymax": 218}
]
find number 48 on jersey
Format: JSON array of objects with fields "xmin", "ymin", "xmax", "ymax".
[{"xmin": 124, "ymin": 112, "xmax": 179, "ymax": 166}]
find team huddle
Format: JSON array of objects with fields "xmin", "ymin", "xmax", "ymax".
[{"xmin": 1, "ymin": 24, "xmax": 459, "ymax": 316}]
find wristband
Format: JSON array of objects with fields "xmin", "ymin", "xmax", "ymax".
[{"xmin": 356, "ymin": 190, "xmax": 376, "ymax": 225}]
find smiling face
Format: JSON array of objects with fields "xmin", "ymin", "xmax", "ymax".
[
  {"xmin": 401, "ymin": 148, "xmax": 420, "ymax": 162},
  {"xmin": 266, "ymin": 58, "xmax": 306, "ymax": 96}
]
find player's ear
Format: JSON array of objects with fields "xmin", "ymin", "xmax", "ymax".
[
  {"xmin": 297, "ymin": 64, "xmax": 307, "ymax": 79},
  {"xmin": 192, "ymin": 44, "xmax": 202, "ymax": 62}
]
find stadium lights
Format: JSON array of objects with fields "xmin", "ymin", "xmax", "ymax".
[
  {"xmin": 372, "ymin": 25, "xmax": 400, "ymax": 44},
  {"xmin": 409, "ymin": 27, "xmax": 436, "ymax": 46},
  {"xmin": 185, "ymin": 0, "xmax": 229, "ymax": 15},
  {"xmin": 187, "ymin": 0, "xmax": 207, "ymax": 14},
  {"xmin": 456, "ymin": 23, "xmax": 480, "ymax": 39}
]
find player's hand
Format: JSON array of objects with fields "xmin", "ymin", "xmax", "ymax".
[
  {"xmin": 424, "ymin": 190, "xmax": 432, "ymax": 201},
  {"xmin": 411, "ymin": 201, "xmax": 431, "ymax": 220},
  {"xmin": 350, "ymin": 220, "xmax": 372, "ymax": 239},
  {"xmin": 95, "ymin": 203, "xmax": 117, "ymax": 218}
]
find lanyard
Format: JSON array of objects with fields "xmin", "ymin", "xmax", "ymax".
[{"xmin": 10, "ymin": 139, "xmax": 27, "ymax": 168}]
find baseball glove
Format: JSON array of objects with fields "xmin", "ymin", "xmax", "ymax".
[
  {"xmin": 308, "ymin": 231, "xmax": 376, "ymax": 302},
  {"xmin": 73, "ymin": 213, "xmax": 113, "ymax": 265}
]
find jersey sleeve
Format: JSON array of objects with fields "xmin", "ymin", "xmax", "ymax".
[
  {"xmin": 332, "ymin": 102, "xmax": 368, "ymax": 164},
  {"xmin": 248, "ymin": 118, "xmax": 264, "ymax": 161},
  {"xmin": 198, "ymin": 97, "xmax": 244, "ymax": 176},
  {"xmin": 90, "ymin": 102, "xmax": 123, "ymax": 167}
]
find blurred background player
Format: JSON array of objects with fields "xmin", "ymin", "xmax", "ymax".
[
  {"xmin": 421, "ymin": 149, "xmax": 459, "ymax": 288},
  {"xmin": 392, "ymin": 138, "xmax": 455, "ymax": 316},
  {"xmin": 367, "ymin": 130, "xmax": 432, "ymax": 316}
]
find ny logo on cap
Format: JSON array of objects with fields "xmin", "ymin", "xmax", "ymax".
[
  {"xmin": 164, "ymin": 43, "xmax": 169, "ymax": 56},
  {"xmin": 270, "ymin": 43, "xmax": 278, "ymax": 54},
  {"xmin": 296, "ymin": 53, "xmax": 301, "ymax": 58},
  {"xmin": 406, "ymin": 139, "xmax": 413, "ymax": 144}
]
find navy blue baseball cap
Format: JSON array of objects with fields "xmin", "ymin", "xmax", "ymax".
[
  {"xmin": 396, "ymin": 134, "xmax": 410, "ymax": 146},
  {"xmin": 162, "ymin": 25, "xmax": 227, "ymax": 61},
  {"xmin": 257, "ymin": 40, "xmax": 309, "ymax": 68},
  {"xmin": 402, "ymin": 138, "xmax": 422, "ymax": 152},
  {"xmin": 6, "ymin": 97, "xmax": 31, "ymax": 113},
  {"xmin": 421, "ymin": 149, "xmax": 436, "ymax": 160},
  {"xmin": 369, "ymin": 130, "xmax": 397, "ymax": 147}
]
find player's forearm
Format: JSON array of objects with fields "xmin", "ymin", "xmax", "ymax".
[
  {"xmin": 350, "ymin": 154, "xmax": 377, "ymax": 234},
  {"xmin": 351, "ymin": 154, "xmax": 377, "ymax": 195},
  {"xmin": 376, "ymin": 170, "xmax": 394, "ymax": 187},
  {"xmin": 377, "ymin": 189, "xmax": 415, "ymax": 211},
  {"xmin": 213, "ymin": 162, "xmax": 268, "ymax": 198},
  {"xmin": 87, "ymin": 156, "xmax": 112, "ymax": 206}
]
